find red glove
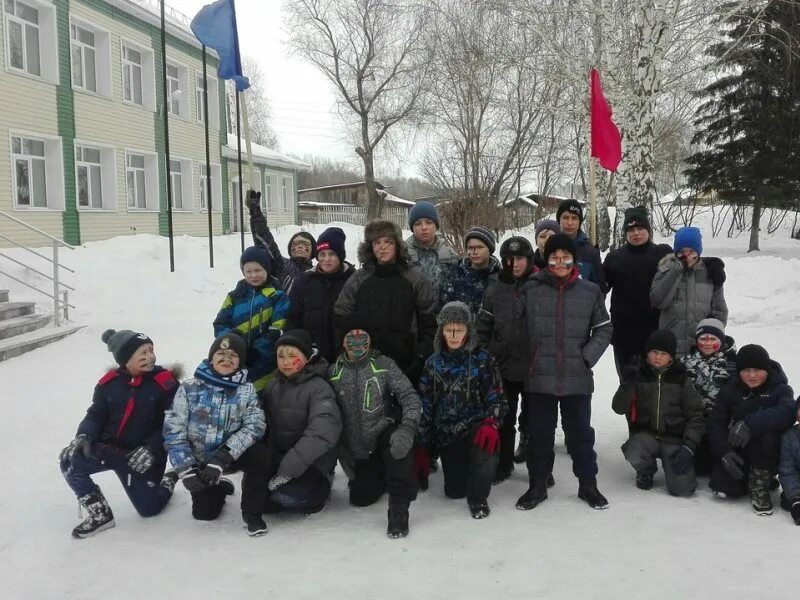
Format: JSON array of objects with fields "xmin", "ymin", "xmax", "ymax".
[
  {"xmin": 473, "ymin": 418, "xmax": 500, "ymax": 454},
  {"xmin": 414, "ymin": 446, "xmax": 431, "ymax": 481}
]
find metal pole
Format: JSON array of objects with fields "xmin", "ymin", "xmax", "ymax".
[
  {"xmin": 52, "ymin": 241, "xmax": 60, "ymax": 327},
  {"xmin": 160, "ymin": 0, "xmax": 175, "ymax": 272},
  {"xmin": 203, "ymin": 46, "xmax": 214, "ymax": 268},
  {"xmin": 236, "ymin": 90, "xmax": 245, "ymax": 252}
]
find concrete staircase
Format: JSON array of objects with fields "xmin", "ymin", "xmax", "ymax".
[{"xmin": 0, "ymin": 290, "xmax": 83, "ymax": 362}]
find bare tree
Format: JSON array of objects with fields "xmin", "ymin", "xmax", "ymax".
[
  {"xmin": 284, "ymin": 0, "xmax": 432, "ymax": 220},
  {"xmin": 232, "ymin": 56, "xmax": 279, "ymax": 149}
]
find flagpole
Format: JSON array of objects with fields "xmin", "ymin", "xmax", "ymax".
[
  {"xmin": 589, "ymin": 69, "xmax": 598, "ymax": 246},
  {"xmin": 235, "ymin": 89, "xmax": 245, "ymax": 252},
  {"xmin": 240, "ymin": 90, "xmax": 258, "ymax": 191},
  {"xmin": 202, "ymin": 45, "xmax": 214, "ymax": 268},
  {"xmin": 160, "ymin": 0, "xmax": 175, "ymax": 272}
]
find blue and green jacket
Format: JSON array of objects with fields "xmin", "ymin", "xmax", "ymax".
[{"xmin": 213, "ymin": 277, "xmax": 290, "ymax": 391}]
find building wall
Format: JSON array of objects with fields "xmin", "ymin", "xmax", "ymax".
[{"xmin": 225, "ymin": 160, "xmax": 297, "ymax": 231}]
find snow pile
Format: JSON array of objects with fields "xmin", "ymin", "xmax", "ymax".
[{"xmin": 1, "ymin": 221, "xmax": 799, "ymax": 598}]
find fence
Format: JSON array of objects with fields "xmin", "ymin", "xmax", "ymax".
[{"xmin": 299, "ymin": 204, "xmax": 409, "ymax": 229}]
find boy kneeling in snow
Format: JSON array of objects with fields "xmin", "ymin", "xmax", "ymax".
[
  {"xmin": 260, "ymin": 330, "xmax": 342, "ymax": 517},
  {"xmin": 328, "ymin": 325, "xmax": 421, "ymax": 538},
  {"xmin": 613, "ymin": 330, "xmax": 705, "ymax": 496},
  {"xmin": 417, "ymin": 301, "xmax": 507, "ymax": 519},
  {"xmin": 163, "ymin": 333, "xmax": 269, "ymax": 536},
  {"xmin": 779, "ymin": 402, "xmax": 800, "ymax": 525},
  {"xmin": 59, "ymin": 329, "xmax": 180, "ymax": 538}
]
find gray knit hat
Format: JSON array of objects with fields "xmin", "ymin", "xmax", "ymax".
[
  {"xmin": 465, "ymin": 226, "xmax": 496, "ymax": 254},
  {"xmin": 696, "ymin": 318, "xmax": 725, "ymax": 342},
  {"xmin": 102, "ymin": 328, "xmax": 152, "ymax": 366}
]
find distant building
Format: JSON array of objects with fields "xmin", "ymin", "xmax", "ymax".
[
  {"xmin": 298, "ymin": 181, "xmax": 413, "ymax": 228},
  {"xmin": 500, "ymin": 193, "xmax": 584, "ymax": 227}
]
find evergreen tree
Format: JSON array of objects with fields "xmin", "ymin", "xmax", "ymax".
[{"xmin": 685, "ymin": 0, "xmax": 800, "ymax": 250}]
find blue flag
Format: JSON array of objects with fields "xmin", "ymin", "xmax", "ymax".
[{"xmin": 190, "ymin": 0, "xmax": 250, "ymax": 91}]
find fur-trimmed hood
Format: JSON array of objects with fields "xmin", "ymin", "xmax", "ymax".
[
  {"xmin": 357, "ymin": 220, "xmax": 411, "ymax": 266},
  {"xmin": 434, "ymin": 301, "xmax": 478, "ymax": 353}
]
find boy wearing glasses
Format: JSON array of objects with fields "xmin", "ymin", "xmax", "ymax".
[{"xmin": 440, "ymin": 226, "xmax": 501, "ymax": 317}]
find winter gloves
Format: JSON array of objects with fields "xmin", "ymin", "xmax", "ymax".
[
  {"xmin": 199, "ymin": 447, "xmax": 234, "ymax": 487},
  {"xmin": 721, "ymin": 451, "xmax": 745, "ymax": 480},
  {"xmin": 473, "ymin": 419, "xmax": 500, "ymax": 454},
  {"xmin": 792, "ymin": 501, "xmax": 800, "ymax": 526},
  {"xmin": 728, "ymin": 421, "xmax": 751, "ymax": 448},
  {"xmin": 414, "ymin": 447, "xmax": 431, "ymax": 490},
  {"xmin": 670, "ymin": 445, "xmax": 694, "ymax": 476},
  {"xmin": 127, "ymin": 446, "xmax": 154, "ymax": 475},
  {"xmin": 389, "ymin": 424, "xmax": 416, "ymax": 460},
  {"xmin": 245, "ymin": 189, "xmax": 261, "ymax": 211},
  {"xmin": 59, "ymin": 434, "xmax": 92, "ymax": 463},
  {"xmin": 269, "ymin": 475, "xmax": 292, "ymax": 491}
]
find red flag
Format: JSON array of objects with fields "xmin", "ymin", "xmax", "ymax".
[{"xmin": 590, "ymin": 68, "xmax": 622, "ymax": 172}]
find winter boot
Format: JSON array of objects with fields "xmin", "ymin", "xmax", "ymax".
[
  {"xmin": 160, "ymin": 470, "xmax": 179, "ymax": 495},
  {"xmin": 302, "ymin": 502, "xmax": 327, "ymax": 516},
  {"xmin": 243, "ymin": 513, "xmax": 268, "ymax": 537},
  {"xmin": 387, "ymin": 503, "xmax": 410, "ymax": 539},
  {"xmin": 468, "ymin": 500, "xmax": 491, "ymax": 519},
  {"xmin": 749, "ymin": 468, "xmax": 774, "ymax": 516},
  {"xmin": 635, "ymin": 472, "xmax": 654, "ymax": 490},
  {"xmin": 72, "ymin": 488, "xmax": 115, "ymax": 538},
  {"xmin": 492, "ymin": 466, "xmax": 513, "ymax": 485},
  {"xmin": 516, "ymin": 481, "xmax": 548, "ymax": 511},
  {"xmin": 218, "ymin": 477, "xmax": 235, "ymax": 496},
  {"xmin": 513, "ymin": 434, "xmax": 528, "ymax": 464},
  {"xmin": 578, "ymin": 479, "xmax": 609, "ymax": 510}
]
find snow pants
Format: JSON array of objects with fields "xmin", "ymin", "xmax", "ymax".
[
  {"xmin": 499, "ymin": 379, "xmax": 524, "ymax": 473},
  {"xmin": 348, "ymin": 425, "xmax": 418, "ymax": 508},
  {"xmin": 439, "ymin": 429, "xmax": 498, "ymax": 504},
  {"xmin": 621, "ymin": 432, "xmax": 697, "ymax": 496},
  {"xmin": 710, "ymin": 431, "xmax": 782, "ymax": 498},
  {"xmin": 264, "ymin": 446, "xmax": 331, "ymax": 513},
  {"xmin": 526, "ymin": 393, "xmax": 598, "ymax": 483}
]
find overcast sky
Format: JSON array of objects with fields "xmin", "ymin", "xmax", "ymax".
[{"xmin": 166, "ymin": 0, "xmax": 366, "ymax": 168}]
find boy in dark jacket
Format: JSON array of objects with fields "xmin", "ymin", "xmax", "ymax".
[
  {"xmin": 779, "ymin": 402, "xmax": 800, "ymax": 525},
  {"xmin": 708, "ymin": 345, "xmax": 796, "ymax": 515},
  {"xmin": 612, "ymin": 330, "xmax": 705, "ymax": 496},
  {"xmin": 59, "ymin": 329, "xmax": 179, "ymax": 538},
  {"xmin": 417, "ymin": 301, "xmax": 507, "ymax": 519},
  {"xmin": 329, "ymin": 326, "xmax": 421, "ymax": 538},
  {"xmin": 214, "ymin": 245, "xmax": 290, "ymax": 392},
  {"xmin": 440, "ymin": 226, "xmax": 501, "ymax": 317},
  {"xmin": 260, "ymin": 330, "xmax": 343, "ymax": 517}
]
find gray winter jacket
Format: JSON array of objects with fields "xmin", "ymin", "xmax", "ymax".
[
  {"xmin": 405, "ymin": 234, "xmax": 459, "ymax": 298},
  {"xmin": 328, "ymin": 350, "xmax": 421, "ymax": 474},
  {"xmin": 260, "ymin": 357, "xmax": 342, "ymax": 480},
  {"xmin": 522, "ymin": 269, "xmax": 612, "ymax": 396},
  {"xmin": 650, "ymin": 254, "xmax": 728, "ymax": 356},
  {"xmin": 780, "ymin": 425, "xmax": 800, "ymax": 501}
]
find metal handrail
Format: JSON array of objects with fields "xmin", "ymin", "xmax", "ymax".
[
  {"xmin": 0, "ymin": 252, "xmax": 76, "ymax": 291},
  {"xmin": 0, "ymin": 233, "xmax": 75, "ymax": 273},
  {"xmin": 0, "ymin": 211, "xmax": 74, "ymax": 248},
  {"xmin": 0, "ymin": 268, "xmax": 75, "ymax": 309}
]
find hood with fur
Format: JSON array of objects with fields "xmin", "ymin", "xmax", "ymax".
[
  {"xmin": 434, "ymin": 301, "xmax": 478, "ymax": 353},
  {"xmin": 357, "ymin": 220, "xmax": 410, "ymax": 266}
]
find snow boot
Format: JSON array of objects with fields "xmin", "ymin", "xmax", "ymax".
[
  {"xmin": 749, "ymin": 468, "xmax": 774, "ymax": 516},
  {"xmin": 578, "ymin": 479, "xmax": 609, "ymax": 510},
  {"xmin": 513, "ymin": 434, "xmax": 528, "ymax": 464},
  {"xmin": 469, "ymin": 501, "xmax": 491, "ymax": 519},
  {"xmin": 243, "ymin": 514, "xmax": 268, "ymax": 537},
  {"xmin": 72, "ymin": 488, "xmax": 115, "ymax": 538},
  {"xmin": 160, "ymin": 470, "xmax": 179, "ymax": 495},
  {"xmin": 302, "ymin": 503, "xmax": 327, "ymax": 516},
  {"xmin": 387, "ymin": 503, "xmax": 410, "ymax": 539},
  {"xmin": 635, "ymin": 472, "xmax": 654, "ymax": 490},
  {"xmin": 218, "ymin": 477, "xmax": 235, "ymax": 496},
  {"xmin": 516, "ymin": 481, "xmax": 548, "ymax": 510}
]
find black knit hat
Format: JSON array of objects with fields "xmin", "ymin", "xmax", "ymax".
[
  {"xmin": 465, "ymin": 226, "xmax": 496, "ymax": 254},
  {"xmin": 208, "ymin": 332, "xmax": 247, "ymax": 364},
  {"xmin": 556, "ymin": 199, "xmax": 584, "ymax": 224},
  {"xmin": 240, "ymin": 245, "xmax": 271, "ymax": 273},
  {"xmin": 623, "ymin": 206, "xmax": 651, "ymax": 233},
  {"xmin": 736, "ymin": 344, "xmax": 770, "ymax": 372},
  {"xmin": 277, "ymin": 329, "xmax": 315, "ymax": 360},
  {"xmin": 645, "ymin": 329, "xmax": 677, "ymax": 358},
  {"xmin": 102, "ymin": 329, "xmax": 153, "ymax": 366},
  {"xmin": 543, "ymin": 233, "xmax": 577, "ymax": 262},
  {"xmin": 287, "ymin": 231, "xmax": 317, "ymax": 260},
  {"xmin": 316, "ymin": 227, "xmax": 346, "ymax": 261}
]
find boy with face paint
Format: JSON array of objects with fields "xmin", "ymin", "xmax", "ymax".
[
  {"xmin": 259, "ymin": 330, "xmax": 343, "ymax": 519},
  {"xmin": 164, "ymin": 333, "xmax": 269, "ymax": 535},
  {"xmin": 328, "ymin": 326, "xmax": 422, "ymax": 538},
  {"xmin": 417, "ymin": 302, "xmax": 507, "ymax": 519},
  {"xmin": 59, "ymin": 329, "xmax": 180, "ymax": 538}
]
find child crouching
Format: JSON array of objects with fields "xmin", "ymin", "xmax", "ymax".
[{"xmin": 163, "ymin": 333, "xmax": 269, "ymax": 536}]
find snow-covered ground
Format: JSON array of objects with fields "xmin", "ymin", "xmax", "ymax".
[{"xmin": 1, "ymin": 218, "xmax": 798, "ymax": 599}]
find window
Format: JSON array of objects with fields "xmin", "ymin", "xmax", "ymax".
[
  {"xmin": 264, "ymin": 174, "xmax": 273, "ymax": 209},
  {"xmin": 165, "ymin": 62, "xmax": 188, "ymax": 117},
  {"xmin": 121, "ymin": 40, "xmax": 154, "ymax": 109},
  {"xmin": 70, "ymin": 24, "xmax": 95, "ymax": 92},
  {"xmin": 76, "ymin": 146, "xmax": 101, "ymax": 208},
  {"xmin": 5, "ymin": 0, "xmax": 39, "ymax": 76},
  {"xmin": 11, "ymin": 133, "xmax": 64, "ymax": 210},
  {"xmin": 225, "ymin": 85, "xmax": 237, "ymax": 136},
  {"xmin": 125, "ymin": 151, "xmax": 158, "ymax": 210},
  {"xmin": 281, "ymin": 176, "xmax": 292, "ymax": 211},
  {"xmin": 196, "ymin": 73, "xmax": 219, "ymax": 127},
  {"xmin": 199, "ymin": 164, "xmax": 221, "ymax": 211}
]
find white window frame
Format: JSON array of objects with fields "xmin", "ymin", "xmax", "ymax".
[
  {"xmin": 265, "ymin": 172, "xmax": 279, "ymax": 211},
  {"xmin": 196, "ymin": 72, "xmax": 219, "ymax": 128},
  {"xmin": 74, "ymin": 141, "xmax": 116, "ymax": 211},
  {"xmin": 280, "ymin": 175, "xmax": 292, "ymax": 212},
  {"xmin": 9, "ymin": 130, "xmax": 64, "ymax": 211},
  {"xmin": 199, "ymin": 163, "xmax": 222, "ymax": 212},
  {"xmin": 124, "ymin": 149, "xmax": 159, "ymax": 212},
  {"xmin": 69, "ymin": 18, "xmax": 111, "ymax": 98},
  {"xmin": 169, "ymin": 156, "xmax": 192, "ymax": 211},
  {"xmin": 120, "ymin": 38, "xmax": 155, "ymax": 111},
  {"xmin": 166, "ymin": 59, "xmax": 189, "ymax": 119},
  {"xmin": 3, "ymin": 0, "xmax": 58, "ymax": 83}
]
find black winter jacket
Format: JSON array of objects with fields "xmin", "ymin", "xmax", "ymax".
[
  {"xmin": 707, "ymin": 361, "xmax": 796, "ymax": 459},
  {"xmin": 603, "ymin": 241, "xmax": 672, "ymax": 357}
]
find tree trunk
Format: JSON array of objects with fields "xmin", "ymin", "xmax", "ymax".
[{"xmin": 749, "ymin": 197, "xmax": 762, "ymax": 252}]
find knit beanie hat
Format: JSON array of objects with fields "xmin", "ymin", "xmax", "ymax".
[
  {"xmin": 535, "ymin": 219, "xmax": 560, "ymax": 239},
  {"xmin": 464, "ymin": 226, "xmax": 496, "ymax": 254},
  {"xmin": 437, "ymin": 301, "xmax": 472, "ymax": 326},
  {"xmin": 408, "ymin": 201, "xmax": 440, "ymax": 229},
  {"xmin": 500, "ymin": 236, "xmax": 535, "ymax": 261},
  {"xmin": 208, "ymin": 332, "xmax": 247, "ymax": 364},
  {"xmin": 674, "ymin": 226, "xmax": 703, "ymax": 256},
  {"xmin": 276, "ymin": 329, "xmax": 315, "ymax": 361},
  {"xmin": 316, "ymin": 227, "xmax": 347, "ymax": 262},
  {"xmin": 543, "ymin": 233, "xmax": 577, "ymax": 262},
  {"xmin": 623, "ymin": 206, "xmax": 651, "ymax": 233},
  {"xmin": 696, "ymin": 318, "xmax": 725, "ymax": 343},
  {"xmin": 240, "ymin": 245, "xmax": 272, "ymax": 273},
  {"xmin": 556, "ymin": 199, "xmax": 584, "ymax": 224},
  {"xmin": 287, "ymin": 231, "xmax": 317, "ymax": 260},
  {"xmin": 102, "ymin": 329, "xmax": 153, "ymax": 366},
  {"xmin": 736, "ymin": 344, "xmax": 770, "ymax": 372},
  {"xmin": 645, "ymin": 329, "xmax": 677, "ymax": 358}
]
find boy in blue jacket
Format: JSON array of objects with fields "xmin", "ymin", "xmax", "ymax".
[
  {"xmin": 59, "ymin": 329, "xmax": 179, "ymax": 538},
  {"xmin": 163, "ymin": 333, "xmax": 268, "ymax": 536}
]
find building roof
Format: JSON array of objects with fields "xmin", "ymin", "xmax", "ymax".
[
  {"xmin": 223, "ymin": 139, "xmax": 311, "ymax": 171},
  {"xmin": 501, "ymin": 196, "xmax": 539, "ymax": 208},
  {"xmin": 298, "ymin": 181, "xmax": 377, "ymax": 193},
  {"xmin": 110, "ymin": 0, "xmax": 206, "ymax": 50}
]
